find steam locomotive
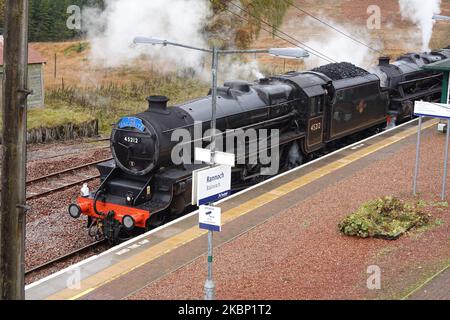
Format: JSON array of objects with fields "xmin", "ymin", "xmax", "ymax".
[{"xmin": 69, "ymin": 47, "xmax": 450, "ymax": 244}]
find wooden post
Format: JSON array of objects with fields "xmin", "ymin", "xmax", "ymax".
[
  {"xmin": 54, "ymin": 52, "xmax": 57, "ymax": 79},
  {"xmin": 0, "ymin": 0, "xmax": 29, "ymax": 300}
]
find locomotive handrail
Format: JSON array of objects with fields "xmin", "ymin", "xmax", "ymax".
[
  {"xmin": 132, "ymin": 175, "xmax": 154, "ymax": 207},
  {"xmin": 397, "ymin": 73, "xmax": 443, "ymax": 86},
  {"xmin": 162, "ymin": 98, "xmax": 302, "ymax": 134},
  {"xmin": 390, "ymin": 87, "xmax": 442, "ymax": 102},
  {"xmin": 173, "ymin": 111, "xmax": 298, "ymax": 147}
]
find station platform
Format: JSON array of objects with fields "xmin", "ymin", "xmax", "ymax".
[{"xmin": 25, "ymin": 118, "xmax": 443, "ymax": 300}]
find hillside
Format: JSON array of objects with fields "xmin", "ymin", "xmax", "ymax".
[
  {"xmin": 254, "ymin": 0, "xmax": 450, "ymax": 70},
  {"xmin": 27, "ymin": 0, "xmax": 450, "ymax": 134},
  {"xmin": 33, "ymin": 0, "xmax": 450, "ymax": 89}
]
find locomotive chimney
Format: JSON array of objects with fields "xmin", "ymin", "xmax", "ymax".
[
  {"xmin": 378, "ymin": 56, "xmax": 390, "ymax": 66},
  {"xmin": 147, "ymin": 95, "xmax": 169, "ymax": 111}
]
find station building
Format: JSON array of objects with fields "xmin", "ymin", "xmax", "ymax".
[{"xmin": 0, "ymin": 36, "xmax": 46, "ymax": 107}]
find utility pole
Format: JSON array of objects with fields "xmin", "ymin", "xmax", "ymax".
[{"xmin": 0, "ymin": 0, "xmax": 29, "ymax": 300}]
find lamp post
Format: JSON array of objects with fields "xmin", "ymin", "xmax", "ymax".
[
  {"xmin": 133, "ymin": 37, "xmax": 309, "ymax": 300},
  {"xmin": 433, "ymin": 15, "xmax": 450, "ymax": 21}
]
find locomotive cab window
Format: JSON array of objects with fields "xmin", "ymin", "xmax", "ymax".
[
  {"xmin": 317, "ymin": 96, "xmax": 324, "ymax": 114},
  {"xmin": 309, "ymin": 97, "xmax": 317, "ymax": 116},
  {"xmin": 309, "ymin": 96, "xmax": 324, "ymax": 117}
]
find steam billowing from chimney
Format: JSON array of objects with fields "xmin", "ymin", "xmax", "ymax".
[
  {"xmin": 398, "ymin": 0, "xmax": 442, "ymax": 52},
  {"xmin": 81, "ymin": 0, "xmax": 266, "ymax": 82},
  {"xmin": 82, "ymin": 0, "xmax": 211, "ymax": 72}
]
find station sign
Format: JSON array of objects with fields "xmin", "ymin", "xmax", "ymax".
[
  {"xmin": 414, "ymin": 101, "xmax": 450, "ymax": 119},
  {"xmin": 195, "ymin": 148, "xmax": 235, "ymax": 167},
  {"xmin": 199, "ymin": 205, "xmax": 221, "ymax": 232},
  {"xmin": 192, "ymin": 165, "xmax": 231, "ymax": 206}
]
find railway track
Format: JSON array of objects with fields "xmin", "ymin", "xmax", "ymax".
[
  {"xmin": 26, "ymin": 157, "xmax": 113, "ymax": 200},
  {"xmin": 25, "ymin": 240, "xmax": 106, "ymax": 276}
]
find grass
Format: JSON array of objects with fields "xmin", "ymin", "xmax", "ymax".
[
  {"xmin": 63, "ymin": 42, "xmax": 89, "ymax": 56},
  {"xmin": 0, "ymin": 101, "xmax": 95, "ymax": 131},
  {"xmin": 339, "ymin": 196, "xmax": 431, "ymax": 239},
  {"xmin": 27, "ymin": 101, "xmax": 95, "ymax": 129},
  {"xmin": 46, "ymin": 74, "xmax": 209, "ymax": 134}
]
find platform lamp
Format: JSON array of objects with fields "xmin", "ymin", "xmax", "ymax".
[
  {"xmin": 132, "ymin": 36, "xmax": 309, "ymax": 300},
  {"xmin": 433, "ymin": 14, "xmax": 450, "ymax": 21}
]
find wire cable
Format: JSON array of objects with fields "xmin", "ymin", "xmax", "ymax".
[
  {"xmin": 226, "ymin": 1, "xmax": 446, "ymax": 93},
  {"xmin": 225, "ymin": 2, "xmax": 337, "ymax": 64},
  {"xmin": 281, "ymin": 0, "xmax": 384, "ymax": 55}
]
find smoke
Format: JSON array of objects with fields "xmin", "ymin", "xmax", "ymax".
[
  {"xmin": 398, "ymin": 0, "xmax": 441, "ymax": 52},
  {"xmin": 219, "ymin": 58, "xmax": 265, "ymax": 81},
  {"xmin": 83, "ymin": 0, "xmax": 211, "ymax": 74},
  {"xmin": 286, "ymin": 17, "xmax": 382, "ymax": 69},
  {"xmin": 304, "ymin": 34, "xmax": 377, "ymax": 69},
  {"xmin": 82, "ymin": 0, "xmax": 265, "ymax": 83}
]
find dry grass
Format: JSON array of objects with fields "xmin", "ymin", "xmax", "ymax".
[
  {"xmin": 46, "ymin": 76, "xmax": 209, "ymax": 133},
  {"xmin": 31, "ymin": 41, "xmax": 208, "ymax": 133},
  {"xmin": 27, "ymin": 0, "xmax": 450, "ymax": 134},
  {"xmin": 0, "ymin": 101, "xmax": 94, "ymax": 130}
]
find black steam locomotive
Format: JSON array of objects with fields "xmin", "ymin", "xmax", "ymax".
[{"xmin": 69, "ymin": 47, "xmax": 450, "ymax": 243}]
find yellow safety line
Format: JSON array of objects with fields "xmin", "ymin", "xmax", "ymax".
[
  {"xmin": 401, "ymin": 262, "xmax": 450, "ymax": 300},
  {"xmin": 47, "ymin": 120, "xmax": 436, "ymax": 300}
]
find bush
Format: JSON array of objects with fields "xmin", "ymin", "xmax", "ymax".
[{"xmin": 339, "ymin": 196, "xmax": 430, "ymax": 239}]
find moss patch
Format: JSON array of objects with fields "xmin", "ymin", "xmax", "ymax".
[
  {"xmin": 27, "ymin": 102, "xmax": 95, "ymax": 129},
  {"xmin": 0, "ymin": 101, "xmax": 95, "ymax": 131},
  {"xmin": 46, "ymin": 75, "xmax": 209, "ymax": 134},
  {"xmin": 64, "ymin": 42, "xmax": 89, "ymax": 56},
  {"xmin": 339, "ymin": 197, "xmax": 431, "ymax": 239}
]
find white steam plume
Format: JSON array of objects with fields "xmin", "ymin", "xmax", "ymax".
[
  {"xmin": 398, "ymin": 0, "xmax": 441, "ymax": 52},
  {"xmin": 83, "ymin": 0, "xmax": 211, "ymax": 74},
  {"xmin": 286, "ymin": 17, "xmax": 382, "ymax": 69},
  {"xmin": 82, "ymin": 0, "xmax": 266, "ymax": 83}
]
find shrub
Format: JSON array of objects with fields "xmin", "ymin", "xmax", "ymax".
[{"xmin": 339, "ymin": 196, "xmax": 430, "ymax": 239}]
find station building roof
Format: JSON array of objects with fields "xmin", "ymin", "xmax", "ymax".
[{"xmin": 0, "ymin": 40, "xmax": 46, "ymax": 66}]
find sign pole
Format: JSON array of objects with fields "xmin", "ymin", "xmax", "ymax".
[
  {"xmin": 441, "ymin": 118, "xmax": 450, "ymax": 200},
  {"xmin": 204, "ymin": 47, "xmax": 219, "ymax": 301},
  {"xmin": 413, "ymin": 116, "xmax": 423, "ymax": 196},
  {"xmin": 441, "ymin": 75, "xmax": 450, "ymax": 200}
]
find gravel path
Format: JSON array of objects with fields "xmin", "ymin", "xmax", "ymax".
[{"xmin": 128, "ymin": 127, "xmax": 450, "ymax": 300}]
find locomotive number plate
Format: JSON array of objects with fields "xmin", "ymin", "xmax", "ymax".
[{"xmin": 124, "ymin": 136, "xmax": 140, "ymax": 144}]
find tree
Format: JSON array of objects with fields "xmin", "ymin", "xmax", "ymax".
[{"xmin": 21, "ymin": 0, "xmax": 104, "ymax": 42}]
